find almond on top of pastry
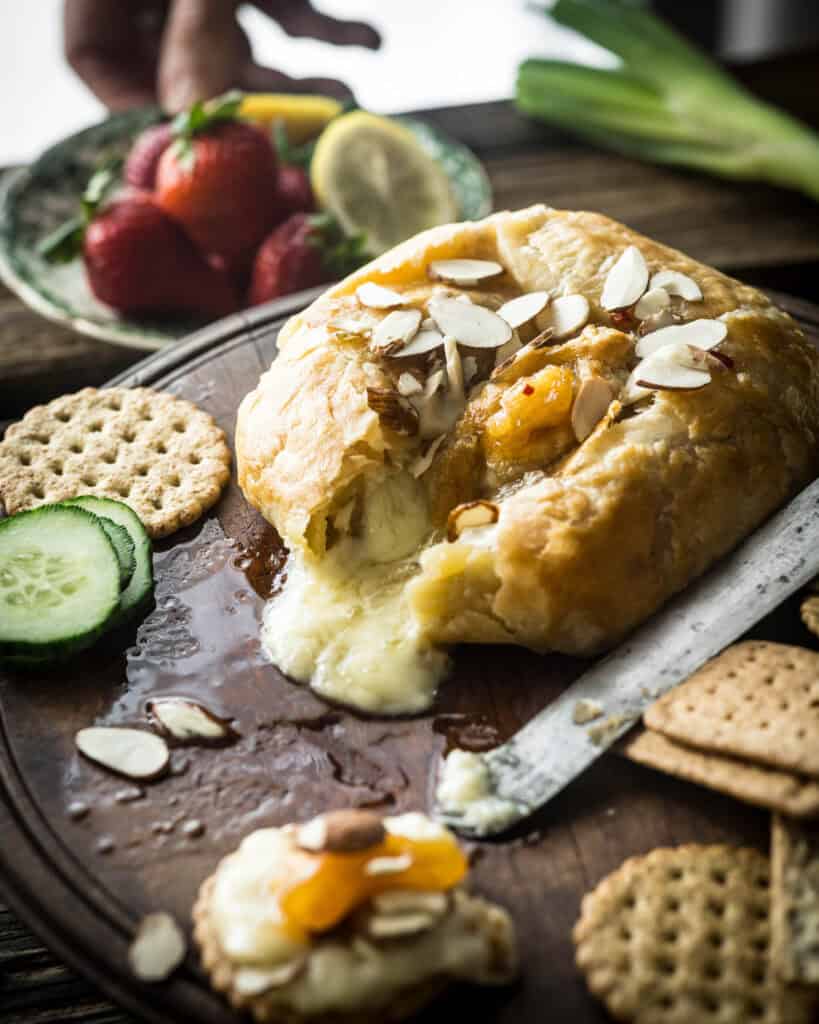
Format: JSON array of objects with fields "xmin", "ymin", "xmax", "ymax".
[
  {"xmin": 192, "ymin": 810, "xmax": 517, "ymax": 1023},
  {"xmin": 236, "ymin": 205, "xmax": 819, "ymax": 716}
]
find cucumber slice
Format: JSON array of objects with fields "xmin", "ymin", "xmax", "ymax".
[
  {"xmin": 62, "ymin": 496, "xmax": 154, "ymax": 621},
  {"xmin": 0, "ymin": 505, "xmax": 121, "ymax": 661},
  {"xmin": 98, "ymin": 518, "xmax": 136, "ymax": 591}
]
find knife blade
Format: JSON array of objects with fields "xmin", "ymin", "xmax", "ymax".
[{"xmin": 434, "ymin": 476, "xmax": 819, "ymax": 837}]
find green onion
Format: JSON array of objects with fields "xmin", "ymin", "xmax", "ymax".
[{"xmin": 516, "ymin": 0, "xmax": 819, "ymax": 202}]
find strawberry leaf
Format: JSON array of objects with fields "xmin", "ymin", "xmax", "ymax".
[
  {"xmin": 39, "ymin": 158, "xmax": 121, "ymax": 263},
  {"xmin": 272, "ymin": 122, "xmax": 316, "ymax": 169},
  {"xmin": 37, "ymin": 216, "xmax": 85, "ymax": 263},
  {"xmin": 307, "ymin": 213, "xmax": 368, "ymax": 277},
  {"xmin": 171, "ymin": 90, "xmax": 244, "ymax": 141}
]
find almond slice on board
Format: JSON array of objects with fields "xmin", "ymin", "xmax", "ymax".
[
  {"xmin": 428, "ymin": 259, "xmax": 503, "ymax": 285},
  {"xmin": 146, "ymin": 698, "xmax": 233, "ymax": 744},
  {"xmin": 356, "ymin": 282, "xmax": 405, "ymax": 309},
  {"xmin": 650, "ymin": 269, "xmax": 703, "ymax": 301},
  {"xmin": 128, "ymin": 913, "xmax": 186, "ymax": 981},
  {"xmin": 76, "ymin": 727, "xmax": 169, "ymax": 780},
  {"xmin": 636, "ymin": 318, "xmax": 727, "ymax": 358},
  {"xmin": 428, "ymin": 296, "xmax": 512, "ymax": 349},
  {"xmin": 601, "ymin": 246, "xmax": 649, "ymax": 310}
]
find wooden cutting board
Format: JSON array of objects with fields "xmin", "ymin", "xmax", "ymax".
[{"xmin": 2, "ymin": 290, "xmax": 819, "ymax": 1024}]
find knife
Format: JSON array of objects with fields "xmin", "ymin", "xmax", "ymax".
[{"xmin": 434, "ymin": 476, "xmax": 819, "ymax": 837}]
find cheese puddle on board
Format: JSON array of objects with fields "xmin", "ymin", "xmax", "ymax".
[{"xmin": 261, "ymin": 472, "xmax": 451, "ymax": 715}]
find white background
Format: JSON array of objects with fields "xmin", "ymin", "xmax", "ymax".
[{"xmin": 0, "ymin": 1, "xmax": 611, "ymax": 166}]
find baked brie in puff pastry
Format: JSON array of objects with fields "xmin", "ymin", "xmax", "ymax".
[{"xmin": 237, "ymin": 205, "xmax": 819, "ymax": 715}]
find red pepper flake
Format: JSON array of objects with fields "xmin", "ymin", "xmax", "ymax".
[{"xmin": 522, "ymin": 384, "xmax": 535, "ymax": 396}]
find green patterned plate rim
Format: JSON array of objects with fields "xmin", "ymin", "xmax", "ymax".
[{"xmin": 0, "ymin": 108, "xmax": 493, "ymax": 352}]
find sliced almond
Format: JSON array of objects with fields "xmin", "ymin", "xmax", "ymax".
[
  {"xmin": 493, "ymin": 331, "xmax": 523, "ymax": 367},
  {"xmin": 234, "ymin": 961, "xmax": 304, "ymax": 996},
  {"xmin": 635, "ymin": 318, "xmax": 727, "ymax": 358},
  {"xmin": 297, "ymin": 810, "xmax": 386, "ymax": 854},
  {"xmin": 146, "ymin": 698, "xmax": 233, "ymax": 744},
  {"xmin": 128, "ymin": 913, "xmax": 186, "ymax": 982},
  {"xmin": 392, "ymin": 326, "xmax": 445, "ymax": 358},
  {"xmin": 601, "ymin": 246, "xmax": 649, "ymax": 310},
  {"xmin": 462, "ymin": 355, "xmax": 479, "ymax": 385},
  {"xmin": 76, "ymin": 727, "xmax": 169, "ymax": 781},
  {"xmin": 409, "ymin": 434, "xmax": 446, "ymax": 478},
  {"xmin": 371, "ymin": 309, "xmax": 422, "ymax": 355},
  {"xmin": 427, "ymin": 297, "xmax": 512, "ymax": 349},
  {"xmin": 571, "ymin": 377, "xmax": 613, "ymax": 442},
  {"xmin": 650, "ymin": 269, "xmax": 703, "ymax": 301},
  {"xmin": 541, "ymin": 294, "xmax": 590, "ymax": 340},
  {"xmin": 356, "ymin": 282, "xmax": 405, "ymax": 309},
  {"xmin": 634, "ymin": 343, "xmax": 711, "ymax": 391},
  {"xmin": 364, "ymin": 853, "xmax": 413, "ymax": 876},
  {"xmin": 330, "ymin": 317, "xmax": 371, "ymax": 338},
  {"xmin": 373, "ymin": 890, "xmax": 448, "ymax": 916},
  {"xmin": 368, "ymin": 912, "xmax": 436, "ymax": 938},
  {"xmin": 397, "ymin": 372, "xmax": 423, "ymax": 397},
  {"xmin": 634, "ymin": 287, "xmax": 671, "ymax": 320},
  {"xmin": 366, "ymin": 387, "xmax": 419, "ymax": 436},
  {"xmin": 444, "ymin": 335, "xmax": 465, "ymax": 404},
  {"xmin": 428, "ymin": 258, "xmax": 503, "ymax": 286},
  {"xmin": 497, "ymin": 291, "xmax": 550, "ymax": 329},
  {"xmin": 447, "ymin": 500, "xmax": 500, "ymax": 542}
]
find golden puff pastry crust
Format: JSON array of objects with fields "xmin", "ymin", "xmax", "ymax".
[{"xmin": 236, "ymin": 205, "xmax": 819, "ymax": 658}]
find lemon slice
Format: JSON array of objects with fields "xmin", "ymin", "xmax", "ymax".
[
  {"xmin": 310, "ymin": 111, "xmax": 459, "ymax": 255},
  {"xmin": 239, "ymin": 94, "xmax": 342, "ymax": 143}
]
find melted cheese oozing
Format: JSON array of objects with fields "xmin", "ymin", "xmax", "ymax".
[{"xmin": 262, "ymin": 472, "xmax": 451, "ymax": 714}]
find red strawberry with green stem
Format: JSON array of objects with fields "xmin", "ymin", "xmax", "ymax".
[
  {"xmin": 155, "ymin": 91, "xmax": 281, "ymax": 275},
  {"xmin": 38, "ymin": 167, "xmax": 238, "ymax": 319},
  {"xmin": 248, "ymin": 212, "xmax": 366, "ymax": 306},
  {"xmin": 83, "ymin": 194, "xmax": 239, "ymax": 318}
]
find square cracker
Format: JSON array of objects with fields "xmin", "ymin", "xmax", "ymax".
[
  {"xmin": 645, "ymin": 641, "xmax": 819, "ymax": 778},
  {"xmin": 771, "ymin": 815, "xmax": 819, "ymax": 985},
  {"xmin": 621, "ymin": 729, "xmax": 819, "ymax": 819}
]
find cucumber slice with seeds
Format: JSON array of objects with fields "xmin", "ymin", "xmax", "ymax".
[
  {"xmin": 62, "ymin": 496, "xmax": 154, "ymax": 621},
  {"xmin": 98, "ymin": 518, "xmax": 136, "ymax": 591},
  {"xmin": 0, "ymin": 505, "xmax": 121, "ymax": 661}
]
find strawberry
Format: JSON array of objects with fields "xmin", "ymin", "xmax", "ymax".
[
  {"xmin": 276, "ymin": 164, "xmax": 315, "ymax": 217},
  {"xmin": 124, "ymin": 122, "xmax": 173, "ymax": 189},
  {"xmin": 155, "ymin": 92, "xmax": 280, "ymax": 274},
  {"xmin": 83, "ymin": 194, "xmax": 239, "ymax": 319},
  {"xmin": 248, "ymin": 213, "xmax": 366, "ymax": 306}
]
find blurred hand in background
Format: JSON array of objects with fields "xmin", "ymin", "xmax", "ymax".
[{"xmin": 63, "ymin": 0, "xmax": 381, "ymax": 112}]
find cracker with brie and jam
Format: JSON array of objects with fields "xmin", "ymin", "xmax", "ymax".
[{"xmin": 236, "ymin": 206, "xmax": 819, "ymax": 716}]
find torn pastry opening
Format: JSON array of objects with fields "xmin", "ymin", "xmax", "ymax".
[{"xmin": 237, "ymin": 208, "xmax": 757, "ymax": 717}]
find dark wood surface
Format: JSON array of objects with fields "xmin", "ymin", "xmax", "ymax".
[{"xmin": 3, "ymin": 47, "xmax": 819, "ymax": 1023}]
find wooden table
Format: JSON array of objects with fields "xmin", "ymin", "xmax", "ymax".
[{"xmin": 3, "ymin": 49, "xmax": 819, "ymax": 1023}]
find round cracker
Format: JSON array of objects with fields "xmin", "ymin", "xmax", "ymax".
[
  {"xmin": 0, "ymin": 387, "xmax": 230, "ymax": 538},
  {"xmin": 574, "ymin": 844, "xmax": 816, "ymax": 1024},
  {"xmin": 800, "ymin": 594, "xmax": 819, "ymax": 640}
]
